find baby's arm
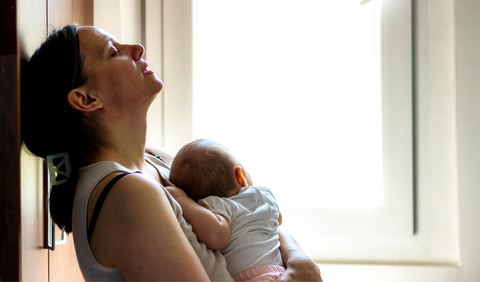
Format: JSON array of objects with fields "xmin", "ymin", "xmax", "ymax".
[{"xmin": 166, "ymin": 186, "xmax": 231, "ymax": 251}]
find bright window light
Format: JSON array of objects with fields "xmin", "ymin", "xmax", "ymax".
[{"xmin": 192, "ymin": 0, "xmax": 382, "ymax": 208}]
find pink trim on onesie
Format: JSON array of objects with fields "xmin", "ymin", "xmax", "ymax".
[{"xmin": 232, "ymin": 265, "xmax": 286, "ymax": 282}]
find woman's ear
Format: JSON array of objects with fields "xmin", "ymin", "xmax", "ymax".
[
  {"xmin": 235, "ymin": 166, "xmax": 248, "ymax": 187},
  {"xmin": 67, "ymin": 86, "xmax": 102, "ymax": 112}
]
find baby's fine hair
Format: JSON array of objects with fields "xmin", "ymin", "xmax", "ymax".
[{"xmin": 170, "ymin": 139, "xmax": 238, "ymax": 201}]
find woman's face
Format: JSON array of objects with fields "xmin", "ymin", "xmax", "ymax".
[{"xmin": 77, "ymin": 26, "xmax": 163, "ymax": 111}]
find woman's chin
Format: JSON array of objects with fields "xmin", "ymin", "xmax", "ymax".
[
  {"xmin": 152, "ymin": 77, "xmax": 164, "ymax": 94},
  {"xmin": 149, "ymin": 84, "xmax": 164, "ymax": 103}
]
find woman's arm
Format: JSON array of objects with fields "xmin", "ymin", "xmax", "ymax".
[
  {"xmin": 166, "ymin": 186, "xmax": 231, "ymax": 251},
  {"xmin": 89, "ymin": 174, "xmax": 211, "ymax": 281},
  {"xmin": 277, "ymin": 228, "xmax": 323, "ymax": 282}
]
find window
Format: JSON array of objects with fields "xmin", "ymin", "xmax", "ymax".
[
  {"xmin": 192, "ymin": 0, "xmax": 383, "ymax": 209},
  {"xmin": 146, "ymin": 0, "xmax": 458, "ymax": 265}
]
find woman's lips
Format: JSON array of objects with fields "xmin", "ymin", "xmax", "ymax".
[{"xmin": 143, "ymin": 63, "xmax": 154, "ymax": 75}]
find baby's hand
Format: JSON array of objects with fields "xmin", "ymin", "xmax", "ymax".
[{"xmin": 165, "ymin": 186, "xmax": 189, "ymax": 200}]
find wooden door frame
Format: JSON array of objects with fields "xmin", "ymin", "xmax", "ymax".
[
  {"xmin": 0, "ymin": 0, "xmax": 21, "ymax": 280},
  {"xmin": 0, "ymin": 1, "xmax": 93, "ymax": 280}
]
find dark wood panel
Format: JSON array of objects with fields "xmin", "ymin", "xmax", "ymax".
[
  {"xmin": 0, "ymin": 0, "xmax": 20, "ymax": 280},
  {"xmin": 48, "ymin": 0, "xmax": 89, "ymax": 29},
  {"xmin": 20, "ymin": 149, "xmax": 49, "ymax": 281},
  {"xmin": 84, "ymin": 0, "xmax": 94, "ymax": 26},
  {"xmin": 0, "ymin": 55, "xmax": 21, "ymax": 282},
  {"xmin": 2, "ymin": 0, "xmax": 91, "ymax": 281},
  {"xmin": 0, "ymin": 0, "xmax": 17, "ymax": 55},
  {"xmin": 50, "ymin": 229, "xmax": 84, "ymax": 282},
  {"xmin": 47, "ymin": 1, "xmax": 87, "ymax": 280},
  {"xmin": 17, "ymin": 0, "xmax": 49, "ymax": 280},
  {"xmin": 48, "ymin": 0, "xmax": 73, "ymax": 30},
  {"xmin": 72, "ymin": 0, "xmax": 85, "ymax": 26}
]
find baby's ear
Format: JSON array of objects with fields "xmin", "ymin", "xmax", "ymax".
[
  {"xmin": 235, "ymin": 166, "xmax": 248, "ymax": 187},
  {"xmin": 67, "ymin": 86, "xmax": 102, "ymax": 112}
]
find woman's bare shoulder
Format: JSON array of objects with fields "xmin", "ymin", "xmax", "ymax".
[
  {"xmin": 87, "ymin": 172, "xmax": 163, "ymax": 228},
  {"xmin": 88, "ymin": 173, "xmax": 168, "ymax": 259},
  {"xmin": 89, "ymin": 172, "xmax": 210, "ymax": 280},
  {"xmin": 104, "ymin": 172, "xmax": 166, "ymax": 205}
]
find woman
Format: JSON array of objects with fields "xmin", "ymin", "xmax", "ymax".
[{"xmin": 21, "ymin": 25, "xmax": 322, "ymax": 281}]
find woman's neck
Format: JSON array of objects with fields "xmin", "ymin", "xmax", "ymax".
[{"xmin": 86, "ymin": 109, "xmax": 150, "ymax": 172}]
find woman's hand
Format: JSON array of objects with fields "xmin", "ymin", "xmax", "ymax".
[
  {"xmin": 277, "ymin": 228, "xmax": 323, "ymax": 282},
  {"xmin": 277, "ymin": 258, "xmax": 322, "ymax": 282}
]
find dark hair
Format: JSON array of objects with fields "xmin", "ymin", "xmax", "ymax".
[
  {"xmin": 21, "ymin": 25, "xmax": 89, "ymax": 233},
  {"xmin": 170, "ymin": 139, "xmax": 238, "ymax": 202}
]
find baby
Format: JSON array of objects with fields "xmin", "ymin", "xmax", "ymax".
[{"xmin": 168, "ymin": 139, "xmax": 285, "ymax": 282}]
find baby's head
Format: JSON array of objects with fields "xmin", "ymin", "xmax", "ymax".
[{"xmin": 170, "ymin": 139, "xmax": 248, "ymax": 201}]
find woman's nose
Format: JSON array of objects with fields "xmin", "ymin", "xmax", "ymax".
[{"xmin": 132, "ymin": 44, "xmax": 145, "ymax": 60}]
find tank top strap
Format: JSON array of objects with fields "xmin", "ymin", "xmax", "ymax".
[{"xmin": 87, "ymin": 171, "xmax": 141, "ymax": 245}]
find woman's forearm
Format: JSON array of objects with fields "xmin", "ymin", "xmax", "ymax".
[
  {"xmin": 278, "ymin": 228, "xmax": 306, "ymax": 265},
  {"xmin": 277, "ymin": 228, "xmax": 323, "ymax": 282}
]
